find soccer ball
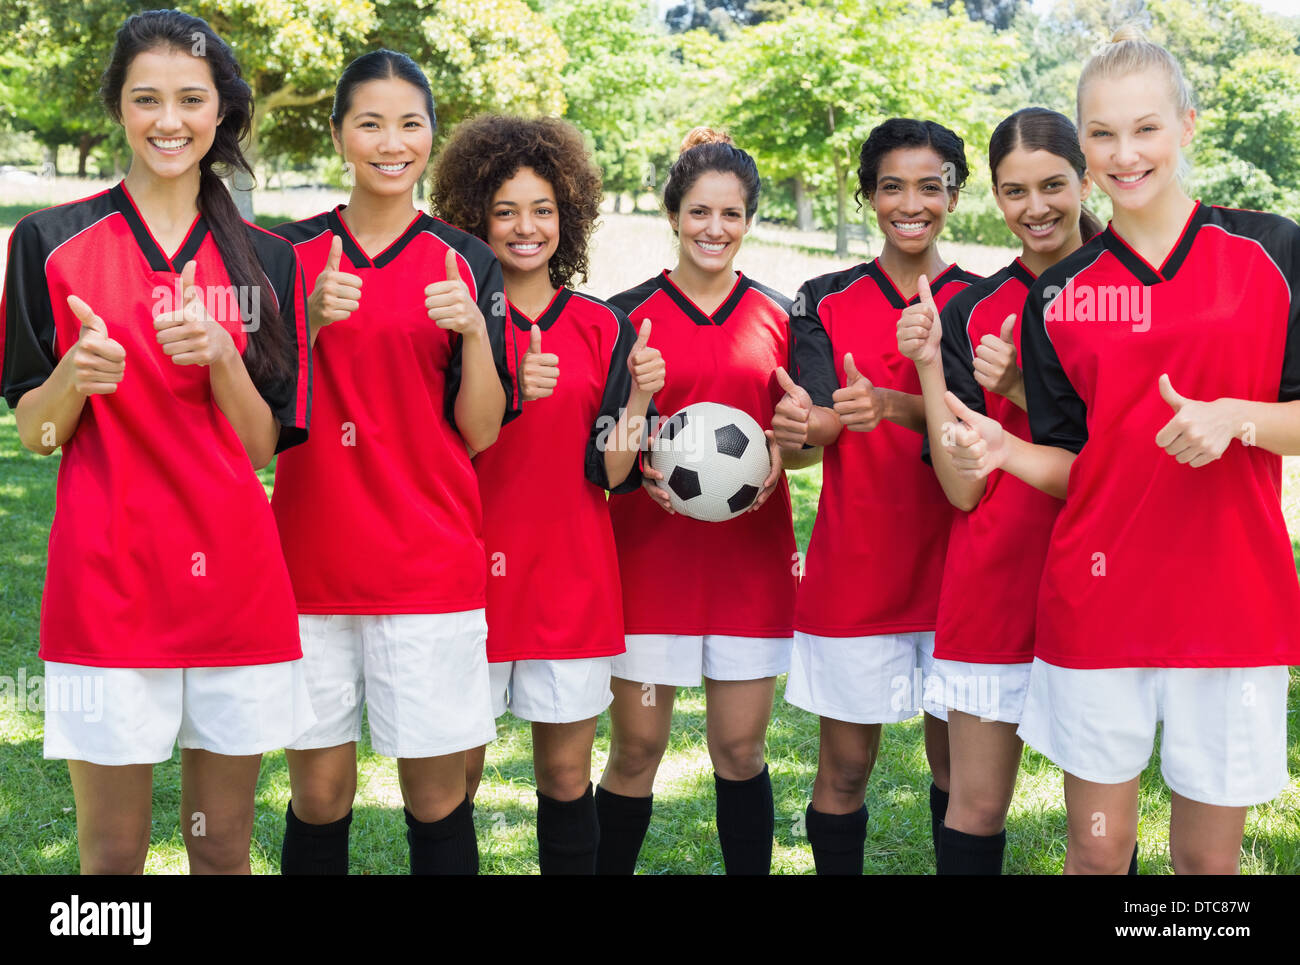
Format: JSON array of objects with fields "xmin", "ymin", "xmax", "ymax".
[{"xmin": 649, "ymin": 402, "xmax": 771, "ymax": 521}]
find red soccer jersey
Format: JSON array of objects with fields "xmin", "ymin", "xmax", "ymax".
[
  {"xmin": 0, "ymin": 183, "xmax": 310, "ymax": 668},
  {"xmin": 1021, "ymin": 203, "xmax": 1300, "ymax": 668},
  {"xmin": 930, "ymin": 260, "xmax": 1063, "ymax": 663},
  {"xmin": 606, "ymin": 271, "xmax": 797, "ymax": 637},
  {"xmin": 271, "ymin": 208, "xmax": 519, "ymax": 615},
  {"xmin": 475, "ymin": 288, "xmax": 649, "ymax": 661},
  {"xmin": 791, "ymin": 260, "xmax": 978, "ymax": 636}
]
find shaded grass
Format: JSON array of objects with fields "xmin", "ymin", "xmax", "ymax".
[{"xmin": 2, "ymin": 420, "xmax": 1298, "ymax": 875}]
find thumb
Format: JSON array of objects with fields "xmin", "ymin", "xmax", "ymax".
[
  {"xmin": 68, "ymin": 294, "xmax": 105, "ymax": 335},
  {"xmin": 181, "ymin": 259, "xmax": 198, "ymax": 300},
  {"xmin": 327, "ymin": 233, "xmax": 343, "ymax": 273},
  {"xmin": 1158, "ymin": 373, "xmax": 1188, "ymax": 412},
  {"xmin": 999, "ymin": 314, "xmax": 1016, "ymax": 344},
  {"xmin": 775, "ymin": 365, "xmax": 798, "ymax": 395},
  {"xmin": 918, "ymin": 273, "xmax": 936, "ymax": 314},
  {"xmin": 529, "ymin": 324, "xmax": 542, "ymax": 355},
  {"xmin": 843, "ymin": 352, "xmax": 862, "ymax": 385},
  {"xmin": 445, "ymin": 247, "xmax": 462, "ymax": 283},
  {"xmin": 632, "ymin": 318, "xmax": 651, "ymax": 353},
  {"xmin": 944, "ymin": 390, "xmax": 978, "ymax": 424}
]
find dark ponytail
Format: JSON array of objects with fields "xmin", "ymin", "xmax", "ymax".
[
  {"xmin": 101, "ymin": 9, "xmax": 286, "ymax": 389},
  {"xmin": 988, "ymin": 107, "xmax": 1103, "ymax": 241}
]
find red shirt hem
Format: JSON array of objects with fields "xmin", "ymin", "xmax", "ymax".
[
  {"xmin": 38, "ymin": 646, "xmax": 302, "ymax": 669},
  {"xmin": 623, "ymin": 625, "xmax": 793, "ymax": 638},
  {"xmin": 296, "ymin": 599, "xmax": 485, "ymax": 615},
  {"xmin": 794, "ymin": 620, "xmax": 936, "ymax": 638}
]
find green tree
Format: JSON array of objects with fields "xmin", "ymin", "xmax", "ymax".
[
  {"xmin": 545, "ymin": 0, "xmax": 670, "ymax": 211},
  {"xmin": 727, "ymin": 0, "xmax": 1016, "ymax": 255}
]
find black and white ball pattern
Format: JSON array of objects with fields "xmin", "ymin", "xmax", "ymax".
[{"xmin": 650, "ymin": 402, "xmax": 770, "ymax": 521}]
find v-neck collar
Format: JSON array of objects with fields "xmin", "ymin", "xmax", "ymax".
[
  {"xmin": 1100, "ymin": 201, "xmax": 1205, "ymax": 286},
  {"xmin": 1010, "ymin": 257, "xmax": 1038, "ymax": 287},
  {"xmin": 329, "ymin": 206, "xmax": 426, "ymax": 269},
  {"xmin": 510, "ymin": 287, "xmax": 570, "ymax": 332},
  {"xmin": 866, "ymin": 258, "xmax": 960, "ymax": 309},
  {"xmin": 111, "ymin": 182, "xmax": 207, "ymax": 273},
  {"xmin": 657, "ymin": 269, "xmax": 750, "ymax": 326}
]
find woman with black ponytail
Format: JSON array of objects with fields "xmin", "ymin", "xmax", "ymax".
[
  {"xmin": 896, "ymin": 108, "xmax": 1099, "ymax": 874},
  {"xmin": 271, "ymin": 51, "xmax": 518, "ymax": 875},
  {"xmin": 1, "ymin": 9, "xmax": 314, "ymax": 873}
]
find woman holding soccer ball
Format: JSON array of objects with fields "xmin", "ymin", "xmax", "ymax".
[
  {"xmin": 773, "ymin": 118, "xmax": 979, "ymax": 874},
  {"xmin": 431, "ymin": 114, "xmax": 663, "ymax": 874},
  {"xmin": 942, "ymin": 27, "xmax": 1300, "ymax": 874},
  {"xmin": 595, "ymin": 129, "xmax": 812, "ymax": 875}
]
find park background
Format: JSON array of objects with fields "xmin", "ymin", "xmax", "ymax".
[{"xmin": 0, "ymin": 0, "xmax": 1297, "ymax": 873}]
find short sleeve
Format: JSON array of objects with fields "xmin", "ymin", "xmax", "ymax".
[
  {"xmin": 585, "ymin": 308, "xmax": 658, "ymax": 494},
  {"xmin": 252, "ymin": 242, "xmax": 312, "ymax": 453},
  {"xmin": 1021, "ymin": 278, "xmax": 1088, "ymax": 454},
  {"xmin": 789, "ymin": 279, "xmax": 839, "ymax": 409},
  {"xmin": 921, "ymin": 295, "xmax": 988, "ymax": 465},
  {"xmin": 1, "ymin": 218, "xmax": 59, "ymax": 409},
  {"xmin": 444, "ymin": 251, "xmax": 522, "ymax": 429}
]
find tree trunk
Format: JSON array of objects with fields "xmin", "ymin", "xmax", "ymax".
[
  {"xmin": 835, "ymin": 163, "xmax": 848, "ymax": 259},
  {"xmin": 44, "ymin": 145, "xmax": 59, "ymax": 178},
  {"xmin": 230, "ymin": 107, "xmax": 258, "ymax": 220},
  {"xmin": 76, "ymin": 134, "xmax": 106, "ymax": 178},
  {"xmin": 612, "ymin": 192, "xmax": 622, "ymax": 214},
  {"xmin": 792, "ymin": 174, "xmax": 814, "ymax": 232}
]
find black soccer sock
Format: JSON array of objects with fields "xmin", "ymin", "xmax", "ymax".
[
  {"xmin": 405, "ymin": 797, "xmax": 478, "ymax": 875},
  {"xmin": 929, "ymin": 782, "xmax": 949, "ymax": 864},
  {"xmin": 537, "ymin": 783, "xmax": 599, "ymax": 875},
  {"xmin": 594, "ymin": 784, "xmax": 653, "ymax": 875},
  {"xmin": 714, "ymin": 764, "xmax": 775, "ymax": 876},
  {"xmin": 936, "ymin": 825, "xmax": 1006, "ymax": 875},
  {"xmin": 1129, "ymin": 840, "xmax": 1139, "ymax": 875},
  {"xmin": 805, "ymin": 802, "xmax": 868, "ymax": 875},
  {"xmin": 280, "ymin": 800, "xmax": 352, "ymax": 875}
]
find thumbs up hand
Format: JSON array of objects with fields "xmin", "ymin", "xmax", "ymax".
[
  {"xmin": 626, "ymin": 319, "xmax": 665, "ymax": 396},
  {"xmin": 940, "ymin": 390, "xmax": 1007, "ymax": 480},
  {"xmin": 973, "ymin": 314, "xmax": 1023, "ymax": 400},
  {"xmin": 66, "ymin": 294, "xmax": 127, "ymax": 395},
  {"xmin": 308, "ymin": 234, "xmax": 363, "ymax": 331},
  {"xmin": 832, "ymin": 352, "xmax": 883, "ymax": 432},
  {"xmin": 896, "ymin": 273, "xmax": 943, "ymax": 366},
  {"xmin": 153, "ymin": 260, "xmax": 234, "ymax": 366},
  {"xmin": 772, "ymin": 365, "xmax": 813, "ymax": 448},
  {"xmin": 521, "ymin": 323, "xmax": 560, "ymax": 401},
  {"xmin": 1154, "ymin": 373, "xmax": 1237, "ymax": 468},
  {"xmin": 426, "ymin": 248, "xmax": 486, "ymax": 337}
]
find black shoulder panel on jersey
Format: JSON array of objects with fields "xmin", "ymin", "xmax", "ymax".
[
  {"xmin": 2, "ymin": 191, "xmax": 116, "ymax": 408},
  {"xmin": 419, "ymin": 215, "xmax": 521, "ymax": 428},
  {"xmin": 269, "ymin": 212, "xmax": 333, "ymax": 247},
  {"xmin": 745, "ymin": 277, "xmax": 795, "ymax": 316},
  {"xmin": 921, "ymin": 265, "xmax": 1017, "ymax": 465},
  {"xmin": 1205, "ymin": 206, "xmax": 1300, "ymax": 403},
  {"xmin": 1020, "ymin": 240, "xmax": 1105, "ymax": 454},
  {"xmin": 790, "ymin": 263, "xmax": 874, "ymax": 409},
  {"xmin": 607, "ymin": 276, "xmax": 663, "ymax": 320},
  {"xmin": 575, "ymin": 292, "xmax": 656, "ymax": 494}
]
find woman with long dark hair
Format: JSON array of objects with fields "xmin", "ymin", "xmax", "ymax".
[
  {"xmin": 1, "ymin": 9, "xmax": 313, "ymax": 873},
  {"xmin": 896, "ymin": 107, "xmax": 1098, "ymax": 874},
  {"xmin": 271, "ymin": 50, "xmax": 517, "ymax": 875}
]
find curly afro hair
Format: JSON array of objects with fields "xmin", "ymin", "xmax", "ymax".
[
  {"xmin": 855, "ymin": 118, "xmax": 969, "ymax": 208},
  {"xmin": 431, "ymin": 115, "xmax": 602, "ymax": 289}
]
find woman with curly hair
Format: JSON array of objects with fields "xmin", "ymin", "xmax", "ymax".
[
  {"xmin": 434, "ymin": 114, "xmax": 664, "ymax": 874},
  {"xmin": 270, "ymin": 51, "xmax": 519, "ymax": 875}
]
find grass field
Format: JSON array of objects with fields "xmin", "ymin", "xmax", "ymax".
[{"xmin": 0, "ymin": 184, "xmax": 1297, "ymax": 874}]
